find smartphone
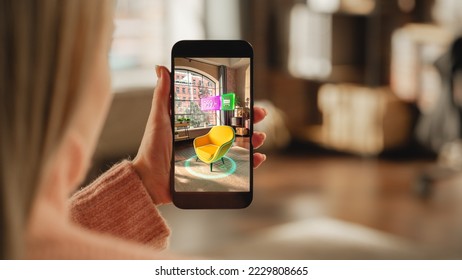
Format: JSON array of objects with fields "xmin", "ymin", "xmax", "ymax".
[{"xmin": 170, "ymin": 40, "xmax": 253, "ymax": 209}]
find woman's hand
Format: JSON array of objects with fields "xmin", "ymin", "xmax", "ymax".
[{"xmin": 132, "ymin": 66, "xmax": 267, "ymax": 205}]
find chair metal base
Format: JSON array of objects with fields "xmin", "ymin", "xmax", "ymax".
[{"xmin": 196, "ymin": 156, "xmax": 225, "ymax": 172}]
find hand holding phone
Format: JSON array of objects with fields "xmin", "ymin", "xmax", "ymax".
[{"xmin": 171, "ymin": 40, "xmax": 254, "ymax": 209}]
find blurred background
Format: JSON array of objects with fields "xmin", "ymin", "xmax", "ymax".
[{"xmin": 88, "ymin": 0, "xmax": 462, "ymax": 259}]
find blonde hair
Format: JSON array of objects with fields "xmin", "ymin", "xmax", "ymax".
[{"xmin": 0, "ymin": 0, "xmax": 113, "ymax": 259}]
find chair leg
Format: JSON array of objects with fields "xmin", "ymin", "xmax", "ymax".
[
  {"xmin": 210, "ymin": 163, "xmax": 213, "ymax": 172},
  {"xmin": 221, "ymin": 158, "xmax": 225, "ymax": 165}
]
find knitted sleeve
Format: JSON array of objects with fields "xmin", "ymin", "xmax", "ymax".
[{"xmin": 69, "ymin": 160, "xmax": 170, "ymax": 250}]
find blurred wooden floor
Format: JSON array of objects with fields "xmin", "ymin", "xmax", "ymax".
[{"xmin": 159, "ymin": 150, "xmax": 462, "ymax": 259}]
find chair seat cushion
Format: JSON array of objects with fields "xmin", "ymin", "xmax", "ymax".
[{"xmin": 196, "ymin": 144, "xmax": 219, "ymax": 161}]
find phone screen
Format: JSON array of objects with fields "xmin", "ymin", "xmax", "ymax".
[{"xmin": 171, "ymin": 41, "xmax": 253, "ymax": 208}]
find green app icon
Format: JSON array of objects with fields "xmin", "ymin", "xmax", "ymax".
[{"xmin": 221, "ymin": 93, "xmax": 235, "ymax": 111}]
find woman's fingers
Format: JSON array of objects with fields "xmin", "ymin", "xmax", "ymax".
[
  {"xmin": 151, "ymin": 65, "xmax": 171, "ymax": 123},
  {"xmin": 252, "ymin": 131, "xmax": 266, "ymax": 149},
  {"xmin": 253, "ymin": 153, "xmax": 267, "ymax": 169},
  {"xmin": 253, "ymin": 107, "xmax": 267, "ymax": 124},
  {"xmin": 252, "ymin": 108, "xmax": 268, "ymax": 169}
]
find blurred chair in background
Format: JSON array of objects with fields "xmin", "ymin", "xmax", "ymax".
[{"xmin": 415, "ymin": 37, "xmax": 462, "ymax": 197}]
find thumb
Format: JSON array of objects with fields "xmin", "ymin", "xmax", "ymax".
[{"xmin": 151, "ymin": 65, "xmax": 171, "ymax": 121}]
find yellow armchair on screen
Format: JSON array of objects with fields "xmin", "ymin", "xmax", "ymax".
[{"xmin": 194, "ymin": 125, "xmax": 235, "ymax": 172}]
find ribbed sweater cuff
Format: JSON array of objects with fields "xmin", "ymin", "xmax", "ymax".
[{"xmin": 69, "ymin": 160, "xmax": 170, "ymax": 249}]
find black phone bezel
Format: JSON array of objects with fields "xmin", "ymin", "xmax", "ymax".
[{"xmin": 170, "ymin": 40, "xmax": 254, "ymax": 209}]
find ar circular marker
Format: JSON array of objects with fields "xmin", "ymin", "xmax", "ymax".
[{"xmin": 184, "ymin": 156, "xmax": 236, "ymax": 179}]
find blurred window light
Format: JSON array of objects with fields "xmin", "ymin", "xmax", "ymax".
[
  {"xmin": 166, "ymin": 0, "xmax": 206, "ymax": 49},
  {"xmin": 110, "ymin": 0, "xmax": 240, "ymax": 91},
  {"xmin": 307, "ymin": 0, "xmax": 340, "ymax": 13},
  {"xmin": 110, "ymin": 0, "xmax": 205, "ymax": 91},
  {"xmin": 111, "ymin": 0, "xmax": 171, "ymax": 71},
  {"xmin": 204, "ymin": 0, "xmax": 241, "ymax": 39},
  {"xmin": 308, "ymin": 0, "xmax": 375, "ymax": 15},
  {"xmin": 111, "ymin": 0, "xmax": 206, "ymax": 70},
  {"xmin": 289, "ymin": 4, "xmax": 332, "ymax": 80}
]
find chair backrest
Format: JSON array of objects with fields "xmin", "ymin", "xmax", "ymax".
[{"xmin": 209, "ymin": 125, "xmax": 235, "ymax": 146}]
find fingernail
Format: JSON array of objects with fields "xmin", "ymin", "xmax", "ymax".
[
  {"xmin": 262, "ymin": 154, "xmax": 267, "ymax": 161},
  {"xmin": 155, "ymin": 65, "xmax": 161, "ymax": 78},
  {"xmin": 256, "ymin": 131, "xmax": 267, "ymax": 140},
  {"xmin": 262, "ymin": 108, "xmax": 268, "ymax": 116}
]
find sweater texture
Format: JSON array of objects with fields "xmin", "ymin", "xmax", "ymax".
[{"xmin": 26, "ymin": 161, "xmax": 171, "ymax": 259}]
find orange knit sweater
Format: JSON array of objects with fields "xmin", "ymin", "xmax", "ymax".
[{"xmin": 26, "ymin": 161, "xmax": 171, "ymax": 259}]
